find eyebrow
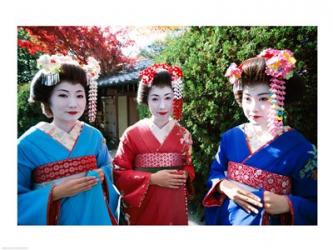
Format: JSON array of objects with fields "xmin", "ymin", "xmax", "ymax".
[
  {"xmin": 257, "ymin": 92, "xmax": 270, "ymax": 96},
  {"xmin": 56, "ymin": 89, "xmax": 84, "ymax": 93},
  {"xmin": 244, "ymin": 92, "xmax": 270, "ymax": 96},
  {"xmin": 151, "ymin": 92, "xmax": 173, "ymax": 97}
]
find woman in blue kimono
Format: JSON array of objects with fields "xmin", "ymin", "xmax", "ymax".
[
  {"xmin": 18, "ymin": 55, "xmax": 120, "ymax": 225},
  {"xmin": 203, "ymin": 49, "xmax": 317, "ymax": 225}
]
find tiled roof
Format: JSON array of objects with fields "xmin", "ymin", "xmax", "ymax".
[{"xmin": 97, "ymin": 59, "xmax": 152, "ymax": 87}]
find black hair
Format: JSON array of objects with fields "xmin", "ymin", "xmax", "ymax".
[
  {"xmin": 233, "ymin": 57, "xmax": 304, "ymax": 105},
  {"xmin": 137, "ymin": 70, "xmax": 173, "ymax": 105},
  {"xmin": 30, "ymin": 64, "xmax": 88, "ymax": 117}
]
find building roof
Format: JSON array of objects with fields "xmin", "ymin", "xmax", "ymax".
[{"xmin": 97, "ymin": 59, "xmax": 152, "ymax": 87}]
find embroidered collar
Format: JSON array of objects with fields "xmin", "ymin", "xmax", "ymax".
[
  {"xmin": 242, "ymin": 123, "xmax": 291, "ymax": 153},
  {"xmin": 36, "ymin": 121, "xmax": 83, "ymax": 151}
]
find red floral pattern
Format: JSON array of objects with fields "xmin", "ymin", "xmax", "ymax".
[
  {"xmin": 139, "ymin": 63, "xmax": 183, "ymax": 86},
  {"xmin": 178, "ymin": 126, "xmax": 193, "ymax": 166},
  {"xmin": 135, "ymin": 153, "xmax": 183, "ymax": 168},
  {"xmin": 227, "ymin": 161, "xmax": 291, "ymax": 195},
  {"xmin": 33, "ymin": 155, "xmax": 97, "ymax": 183}
]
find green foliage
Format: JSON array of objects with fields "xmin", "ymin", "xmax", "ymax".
[
  {"xmin": 17, "ymin": 29, "xmax": 45, "ymax": 137},
  {"xmin": 17, "ymin": 83, "xmax": 48, "ymax": 137},
  {"xmin": 157, "ymin": 26, "xmax": 317, "ymax": 222},
  {"xmin": 137, "ymin": 103, "xmax": 151, "ymax": 119}
]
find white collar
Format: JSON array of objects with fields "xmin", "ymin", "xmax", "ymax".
[{"xmin": 147, "ymin": 118, "xmax": 176, "ymax": 144}]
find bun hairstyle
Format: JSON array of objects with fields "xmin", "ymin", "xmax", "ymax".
[
  {"xmin": 225, "ymin": 48, "xmax": 302, "ymax": 136},
  {"xmin": 233, "ymin": 57, "xmax": 304, "ymax": 105},
  {"xmin": 28, "ymin": 54, "xmax": 101, "ymax": 122},
  {"xmin": 137, "ymin": 71, "xmax": 172, "ymax": 105},
  {"xmin": 29, "ymin": 63, "xmax": 88, "ymax": 118},
  {"xmin": 137, "ymin": 63, "xmax": 184, "ymax": 121}
]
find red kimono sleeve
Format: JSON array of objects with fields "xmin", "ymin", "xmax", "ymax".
[
  {"xmin": 202, "ymin": 179, "xmax": 226, "ymax": 207},
  {"xmin": 182, "ymin": 131, "xmax": 195, "ymax": 195},
  {"xmin": 47, "ymin": 186, "xmax": 61, "ymax": 225},
  {"xmin": 113, "ymin": 131, "xmax": 151, "ymax": 208}
]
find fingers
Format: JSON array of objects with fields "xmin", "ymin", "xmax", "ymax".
[
  {"xmin": 169, "ymin": 179, "xmax": 186, "ymax": 187},
  {"xmin": 166, "ymin": 184, "xmax": 181, "ymax": 189},
  {"xmin": 74, "ymin": 176, "xmax": 97, "ymax": 184},
  {"xmin": 69, "ymin": 176, "xmax": 98, "ymax": 192},
  {"xmin": 152, "ymin": 169, "xmax": 187, "ymax": 188},
  {"xmin": 167, "ymin": 171, "xmax": 187, "ymax": 180},
  {"xmin": 233, "ymin": 190, "xmax": 263, "ymax": 214},
  {"xmin": 236, "ymin": 193, "xmax": 263, "ymax": 208},
  {"xmin": 55, "ymin": 176, "xmax": 98, "ymax": 199},
  {"xmin": 95, "ymin": 169, "xmax": 105, "ymax": 182},
  {"xmin": 234, "ymin": 198, "xmax": 260, "ymax": 214},
  {"xmin": 75, "ymin": 177, "xmax": 98, "ymax": 190},
  {"xmin": 166, "ymin": 170, "xmax": 184, "ymax": 175},
  {"xmin": 232, "ymin": 188, "xmax": 263, "ymax": 213},
  {"xmin": 169, "ymin": 175, "xmax": 187, "ymax": 186},
  {"xmin": 157, "ymin": 175, "xmax": 185, "ymax": 188},
  {"xmin": 237, "ymin": 188, "xmax": 261, "ymax": 202},
  {"xmin": 166, "ymin": 178, "xmax": 185, "ymax": 188}
]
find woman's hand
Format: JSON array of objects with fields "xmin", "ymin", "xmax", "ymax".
[
  {"xmin": 52, "ymin": 176, "xmax": 98, "ymax": 201},
  {"xmin": 95, "ymin": 168, "xmax": 105, "ymax": 183},
  {"xmin": 150, "ymin": 170, "xmax": 187, "ymax": 189},
  {"xmin": 219, "ymin": 179, "xmax": 263, "ymax": 214},
  {"xmin": 263, "ymin": 191, "xmax": 290, "ymax": 214}
]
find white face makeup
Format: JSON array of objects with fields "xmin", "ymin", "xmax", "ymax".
[
  {"xmin": 241, "ymin": 83, "xmax": 272, "ymax": 129},
  {"xmin": 147, "ymin": 85, "xmax": 174, "ymax": 127},
  {"xmin": 49, "ymin": 81, "xmax": 86, "ymax": 128}
]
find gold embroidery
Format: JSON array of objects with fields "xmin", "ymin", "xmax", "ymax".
[{"xmin": 37, "ymin": 121, "xmax": 83, "ymax": 151}]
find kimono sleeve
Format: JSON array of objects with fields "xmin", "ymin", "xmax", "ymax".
[
  {"xmin": 202, "ymin": 133, "xmax": 229, "ymax": 207},
  {"xmin": 95, "ymin": 133, "xmax": 120, "ymax": 224},
  {"xmin": 18, "ymin": 143, "xmax": 60, "ymax": 225},
  {"xmin": 182, "ymin": 129, "xmax": 195, "ymax": 194},
  {"xmin": 287, "ymin": 144, "xmax": 317, "ymax": 225},
  {"xmin": 113, "ymin": 129, "xmax": 151, "ymax": 208}
]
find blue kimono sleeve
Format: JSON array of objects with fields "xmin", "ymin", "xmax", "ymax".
[
  {"xmin": 288, "ymin": 145, "xmax": 317, "ymax": 225},
  {"xmin": 18, "ymin": 144, "xmax": 58, "ymax": 225},
  {"xmin": 95, "ymin": 135, "xmax": 120, "ymax": 223},
  {"xmin": 203, "ymin": 134, "xmax": 229, "ymax": 207}
]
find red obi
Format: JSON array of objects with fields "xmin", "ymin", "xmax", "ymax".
[
  {"xmin": 135, "ymin": 153, "xmax": 184, "ymax": 169},
  {"xmin": 227, "ymin": 161, "xmax": 292, "ymax": 195},
  {"xmin": 33, "ymin": 155, "xmax": 97, "ymax": 183}
]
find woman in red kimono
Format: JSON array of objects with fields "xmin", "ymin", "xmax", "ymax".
[{"xmin": 113, "ymin": 64, "xmax": 195, "ymax": 225}]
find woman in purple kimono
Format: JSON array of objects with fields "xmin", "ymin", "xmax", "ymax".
[
  {"xmin": 18, "ymin": 55, "xmax": 119, "ymax": 225},
  {"xmin": 203, "ymin": 49, "xmax": 317, "ymax": 225}
]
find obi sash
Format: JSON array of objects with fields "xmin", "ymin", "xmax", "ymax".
[
  {"xmin": 32, "ymin": 155, "xmax": 97, "ymax": 187},
  {"xmin": 134, "ymin": 153, "xmax": 184, "ymax": 173},
  {"xmin": 227, "ymin": 161, "xmax": 292, "ymax": 224},
  {"xmin": 227, "ymin": 161, "xmax": 292, "ymax": 195}
]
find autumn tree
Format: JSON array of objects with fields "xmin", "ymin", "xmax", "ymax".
[
  {"xmin": 18, "ymin": 26, "xmax": 136, "ymax": 75},
  {"xmin": 17, "ymin": 26, "xmax": 137, "ymax": 136}
]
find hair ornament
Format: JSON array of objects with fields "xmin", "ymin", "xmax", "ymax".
[
  {"xmin": 225, "ymin": 48, "xmax": 297, "ymax": 137},
  {"xmin": 139, "ymin": 63, "xmax": 184, "ymax": 120},
  {"xmin": 33, "ymin": 54, "xmax": 101, "ymax": 122}
]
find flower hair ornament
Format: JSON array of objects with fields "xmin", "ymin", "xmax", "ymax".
[
  {"xmin": 225, "ymin": 48, "xmax": 297, "ymax": 137},
  {"xmin": 30, "ymin": 54, "xmax": 101, "ymax": 123},
  {"xmin": 139, "ymin": 63, "xmax": 184, "ymax": 121}
]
